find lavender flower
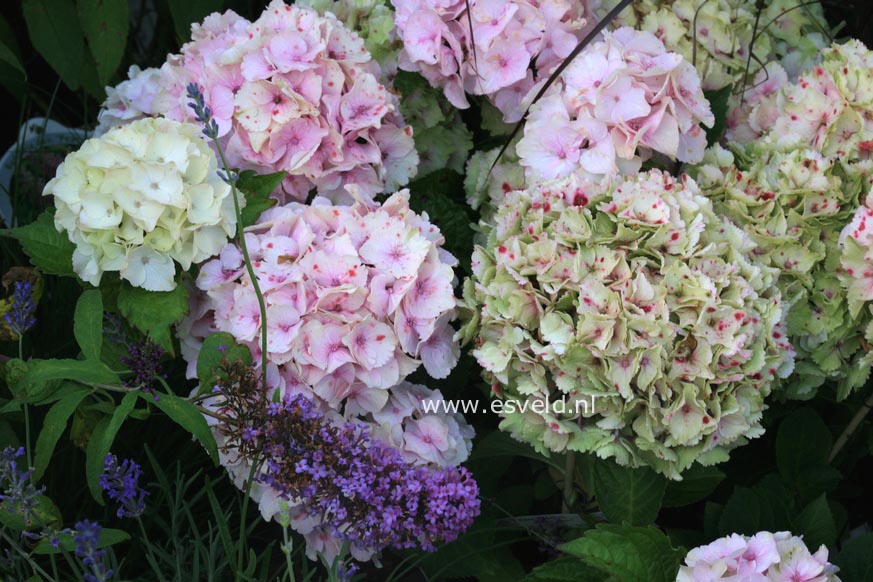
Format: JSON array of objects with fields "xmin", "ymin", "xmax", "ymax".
[
  {"xmin": 120, "ymin": 339, "xmax": 165, "ymax": 396},
  {"xmin": 74, "ymin": 520, "xmax": 113, "ymax": 582},
  {"xmin": 186, "ymin": 83, "xmax": 219, "ymax": 140},
  {"xmin": 4, "ymin": 281, "xmax": 36, "ymax": 336},
  {"xmin": 257, "ymin": 395, "xmax": 481, "ymax": 553},
  {"xmin": 99, "ymin": 455, "xmax": 148, "ymax": 518},
  {"xmin": 0, "ymin": 446, "xmax": 44, "ymax": 524}
]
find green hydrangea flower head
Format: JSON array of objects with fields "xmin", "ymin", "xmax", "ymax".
[
  {"xmin": 460, "ymin": 169, "xmax": 793, "ymax": 478},
  {"xmin": 589, "ymin": 0, "xmax": 827, "ymax": 90}
]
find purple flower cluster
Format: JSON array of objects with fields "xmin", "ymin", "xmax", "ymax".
[
  {"xmin": 4, "ymin": 281, "xmax": 36, "ymax": 336},
  {"xmin": 257, "ymin": 394, "xmax": 480, "ymax": 553},
  {"xmin": 99, "ymin": 455, "xmax": 148, "ymax": 518},
  {"xmin": 0, "ymin": 446, "xmax": 44, "ymax": 524},
  {"xmin": 74, "ymin": 520, "xmax": 113, "ymax": 582},
  {"xmin": 120, "ymin": 339, "xmax": 165, "ymax": 395}
]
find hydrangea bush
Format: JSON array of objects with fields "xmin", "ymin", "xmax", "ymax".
[
  {"xmin": 460, "ymin": 170, "xmax": 793, "ymax": 478},
  {"xmin": 4, "ymin": 0, "xmax": 873, "ymax": 580}
]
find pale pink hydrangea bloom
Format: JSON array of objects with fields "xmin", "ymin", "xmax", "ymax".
[
  {"xmin": 180, "ymin": 190, "xmax": 460, "ymax": 413},
  {"xmin": 677, "ymin": 531, "xmax": 841, "ymax": 582},
  {"xmin": 515, "ymin": 27, "xmax": 714, "ymax": 184},
  {"xmin": 97, "ymin": 0, "xmax": 417, "ymax": 206},
  {"xmin": 391, "ymin": 0, "xmax": 587, "ymax": 122}
]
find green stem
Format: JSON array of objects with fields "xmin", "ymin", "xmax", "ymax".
[
  {"xmin": 24, "ymin": 403, "xmax": 32, "ymax": 469},
  {"xmin": 0, "ymin": 528, "xmax": 53, "ymax": 580},
  {"xmin": 236, "ymin": 453, "xmax": 261, "ymax": 582},
  {"xmin": 213, "ymin": 146, "xmax": 269, "ymax": 395},
  {"xmin": 282, "ymin": 524, "xmax": 296, "ymax": 582},
  {"xmin": 829, "ymin": 388, "xmax": 873, "ymax": 463},
  {"xmin": 562, "ymin": 451, "xmax": 576, "ymax": 513},
  {"xmin": 136, "ymin": 516, "xmax": 168, "ymax": 582}
]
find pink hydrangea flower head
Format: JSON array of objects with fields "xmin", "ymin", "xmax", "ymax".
[
  {"xmin": 677, "ymin": 531, "xmax": 841, "ymax": 581},
  {"xmin": 96, "ymin": 0, "xmax": 418, "ymax": 207},
  {"xmin": 391, "ymin": 0, "xmax": 587, "ymax": 121}
]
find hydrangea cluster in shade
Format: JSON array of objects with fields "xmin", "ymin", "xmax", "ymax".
[
  {"xmin": 258, "ymin": 394, "xmax": 480, "ymax": 554},
  {"xmin": 688, "ymin": 144, "xmax": 870, "ymax": 398},
  {"xmin": 390, "ymin": 0, "xmax": 588, "ymax": 122},
  {"xmin": 516, "ymin": 28, "xmax": 714, "ymax": 185},
  {"xmin": 692, "ymin": 40, "xmax": 873, "ymax": 398},
  {"xmin": 74, "ymin": 520, "xmax": 113, "ymax": 582},
  {"xmin": 677, "ymin": 531, "xmax": 841, "ymax": 581},
  {"xmin": 198, "ymin": 361, "xmax": 477, "ymax": 561},
  {"xmin": 586, "ymin": 0, "xmax": 828, "ymax": 91},
  {"xmin": 0, "ymin": 447, "xmax": 44, "ymax": 524},
  {"xmin": 3, "ymin": 281, "xmax": 37, "ymax": 336},
  {"xmin": 460, "ymin": 170, "xmax": 793, "ymax": 478},
  {"xmin": 43, "ymin": 118, "xmax": 237, "ymax": 291},
  {"xmin": 99, "ymin": 455, "xmax": 148, "ymax": 518},
  {"xmin": 96, "ymin": 0, "xmax": 417, "ymax": 206},
  {"xmin": 838, "ymin": 195, "xmax": 873, "ymax": 395},
  {"xmin": 179, "ymin": 190, "xmax": 460, "ymax": 414}
]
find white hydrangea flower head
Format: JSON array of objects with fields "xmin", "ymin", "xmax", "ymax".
[
  {"xmin": 460, "ymin": 169, "xmax": 793, "ymax": 478},
  {"xmin": 44, "ymin": 118, "xmax": 237, "ymax": 291}
]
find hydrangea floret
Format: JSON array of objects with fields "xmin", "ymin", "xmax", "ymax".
[
  {"xmin": 586, "ymin": 0, "xmax": 828, "ymax": 91},
  {"xmin": 460, "ymin": 169, "xmax": 793, "ymax": 478},
  {"xmin": 96, "ymin": 0, "xmax": 417, "ymax": 205},
  {"xmin": 391, "ymin": 0, "xmax": 588, "ymax": 122},
  {"xmin": 180, "ymin": 190, "xmax": 460, "ymax": 414},
  {"xmin": 677, "ymin": 531, "xmax": 841, "ymax": 581},
  {"xmin": 515, "ymin": 28, "xmax": 715, "ymax": 184},
  {"xmin": 43, "ymin": 118, "xmax": 237, "ymax": 291}
]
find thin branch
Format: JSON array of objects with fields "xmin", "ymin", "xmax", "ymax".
[{"xmin": 829, "ymin": 389, "xmax": 873, "ymax": 463}]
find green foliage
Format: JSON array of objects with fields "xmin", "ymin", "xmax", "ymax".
[
  {"xmin": 591, "ymin": 459, "xmax": 666, "ymax": 526},
  {"xmin": 794, "ymin": 494, "xmax": 837, "ymax": 550},
  {"xmin": 117, "ymin": 281, "xmax": 189, "ymax": 353},
  {"xmin": 167, "ymin": 0, "xmax": 225, "ymax": 40},
  {"xmin": 32, "ymin": 387, "xmax": 90, "ymax": 480},
  {"xmin": 22, "ymin": 0, "xmax": 85, "ymax": 90},
  {"xmin": 560, "ymin": 525, "xmax": 685, "ymax": 582},
  {"xmin": 84, "ymin": 391, "xmax": 139, "ymax": 502},
  {"xmin": 407, "ymin": 169, "xmax": 477, "ymax": 273},
  {"xmin": 663, "ymin": 464, "xmax": 725, "ymax": 508},
  {"xmin": 835, "ymin": 533, "xmax": 873, "ymax": 581},
  {"xmin": 703, "ymin": 87, "xmax": 731, "ymax": 146},
  {"xmin": 524, "ymin": 556, "xmax": 608, "ymax": 581},
  {"xmin": 33, "ymin": 527, "xmax": 130, "ymax": 554},
  {"xmin": 5, "ymin": 211, "xmax": 76, "ymax": 277},
  {"xmin": 236, "ymin": 170, "xmax": 284, "ymax": 228},
  {"xmin": 145, "ymin": 384, "xmax": 219, "ymax": 464},
  {"xmin": 22, "ymin": 359, "xmax": 119, "ymax": 387},
  {"xmin": 74, "ymin": 289, "xmax": 104, "ymax": 362},
  {"xmin": 77, "ymin": 0, "xmax": 129, "ymax": 86},
  {"xmin": 776, "ymin": 407, "xmax": 833, "ymax": 483},
  {"xmin": 0, "ymin": 495, "xmax": 62, "ymax": 531}
]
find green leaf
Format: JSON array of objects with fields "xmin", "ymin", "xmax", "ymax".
[
  {"xmin": 117, "ymin": 282, "xmax": 189, "ymax": 353},
  {"xmin": 74, "ymin": 290, "xmax": 104, "ymax": 361},
  {"xmin": 86, "ymin": 416, "xmax": 110, "ymax": 502},
  {"xmin": 663, "ymin": 464, "xmax": 725, "ymax": 507},
  {"xmin": 524, "ymin": 557, "xmax": 608, "ymax": 581},
  {"xmin": 716, "ymin": 481, "xmax": 793, "ymax": 536},
  {"xmin": 776, "ymin": 408, "xmax": 832, "ymax": 483},
  {"xmin": 236, "ymin": 169, "xmax": 284, "ymax": 226},
  {"xmin": 560, "ymin": 525, "xmax": 684, "ymax": 582},
  {"xmin": 0, "ymin": 495, "xmax": 62, "ymax": 531},
  {"xmin": 796, "ymin": 465, "xmax": 841, "ymax": 503},
  {"xmin": 470, "ymin": 430, "xmax": 566, "ymax": 473},
  {"xmin": 703, "ymin": 86, "xmax": 731, "ymax": 146},
  {"xmin": 166, "ymin": 0, "xmax": 224, "ymax": 40},
  {"xmin": 5, "ymin": 211, "xmax": 76, "ymax": 276},
  {"xmin": 22, "ymin": 359, "xmax": 119, "ymax": 386},
  {"xmin": 834, "ymin": 533, "xmax": 873, "ymax": 581},
  {"xmin": 77, "ymin": 0, "xmax": 128, "ymax": 86},
  {"xmin": 592, "ymin": 459, "xmax": 666, "ymax": 525},
  {"xmin": 33, "ymin": 528, "xmax": 130, "ymax": 554},
  {"xmin": 794, "ymin": 494, "xmax": 837, "ymax": 550},
  {"xmin": 143, "ymin": 387, "xmax": 218, "ymax": 464},
  {"xmin": 196, "ymin": 331, "xmax": 253, "ymax": 394},
  {"xmin": 407, "ymin": 169, "xmax": 476, "ymax": 273},
  {"xmin": 33, "ymin": 388, "xmax": 90, "ymax": 480},
  {"xmin": 22, "ymin": 0, "xmax": 85, "ymax": 90}
]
